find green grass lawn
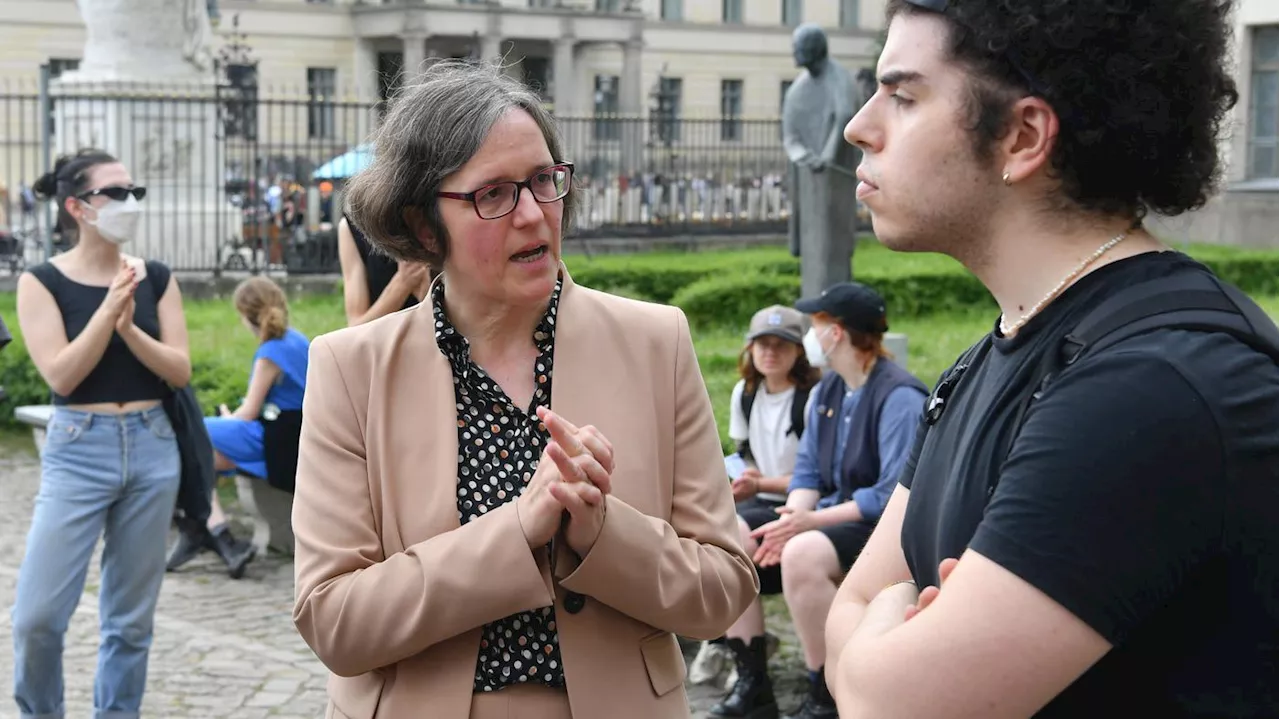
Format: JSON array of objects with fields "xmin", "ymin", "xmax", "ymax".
[
  {"xmin": 2, "ymin": 252, "xmax": 1276, "ymax": 451},
  {"xmin": 173, "ymin": 289, "xmax": 1280, "ymax": 453}
]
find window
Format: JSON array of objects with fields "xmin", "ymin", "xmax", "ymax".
[
  {"xmin": 723, "ymin": 0, "xmax": 743, "ymax": 23},
  {"xmin": 595, "ymin": 0, "xmax": 620, "ymax": 10},
  {"xmin": 653, "ymin": 77, "xmax": 683, "ymax": 143},
  {"xmin": 1247, "ymin": 24, "xmax": 1278, "ymax": 179},
  {"xmin": 593, "ymin": 74, "xmax": 620, "ymax": 141},
  {"xmin": 839, "ymin": 0, "xmax": 858, "ymax": 28},
  {"xmin": 523, "ymin": 57, "xmax": 550, "ymax": 99},
  {"xmin": 721, "ymin": 79, "xmax": 743, "ymax": 141},
  {"xmin": 307, "ymin": 67, "xmax": 336, "ymax": 140},
  {"xmin": 782, "ymin": 0, "xmax": 802, "ymax": 26},
  {"xmin": 45, "ymin": 58, "xmax": 81, "ymax": 134},
  {"xmin": 779, "ymin": 80, "xmax": 793, "ymax": 137},
  {"xmin": 661, "ymin": 0, "xmax": 682, "ymax": 21}
]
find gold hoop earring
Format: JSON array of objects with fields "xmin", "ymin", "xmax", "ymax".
[{"xmin": 1002, "ymin": 171, "xmax": 1012, "ymax": 186}]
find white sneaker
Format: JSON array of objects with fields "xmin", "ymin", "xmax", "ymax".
[{"xmin": 687, "ymin": 640, "xmax": 734, "ymax": 685}]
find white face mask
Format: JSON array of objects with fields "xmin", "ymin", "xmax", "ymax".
[
  {"xmin": 803, "ymin": 326, "xmax": 833, "ymax": 368},
  {"xmin": 83, "ymin": 195, "xmax": 142, "ymax": 244}
]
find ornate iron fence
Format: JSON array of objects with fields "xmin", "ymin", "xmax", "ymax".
[{"xmin": 1, "ymin": 78, "xmax": 793, "ymax": 274}]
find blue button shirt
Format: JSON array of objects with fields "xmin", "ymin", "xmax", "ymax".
[{"xmin": 788, "ymin": 384, "xmax": 923, "ymax": 521}]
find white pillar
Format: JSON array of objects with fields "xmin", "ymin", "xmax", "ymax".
[
  {"xmin": 553, "ymin": 36, "xmax": 577, "ymax": 115},
  {"xmin": 482, "ymin": 34, "xmax": 503, "ymax": 63},
  {"xmin": 619, "ymin": 38, "xmax": 644, "ymax": 176},
  {"xmin": 402, "ymin": 32, "xmax": 427, "ymax": 85}
]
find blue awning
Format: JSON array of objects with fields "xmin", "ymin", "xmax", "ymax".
[{"xmin": 311, "ymin": 144, "xmax": 373, "ymax": 181}]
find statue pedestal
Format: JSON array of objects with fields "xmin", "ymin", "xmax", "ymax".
[
  {"xmin": 51, "ymin": 77, "xmax": 239, "ymax": 270},
  {"xmin": 884, "ymin": 332, "xmax": 909, "ymax": 370}
]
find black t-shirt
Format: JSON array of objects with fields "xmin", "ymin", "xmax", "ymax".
[{"xmin": 900, "ymin": 251, "xmax": 1277, "ymax": 717}]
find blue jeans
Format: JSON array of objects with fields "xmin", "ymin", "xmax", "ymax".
[{"xmin": 11, "ymin": 406, "xmax": 180, "ymax": 719}]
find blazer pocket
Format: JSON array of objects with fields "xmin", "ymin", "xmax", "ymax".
[
  {"xmin": 638, "ymin": 630, "xmax": 687, "ymax": 697},
  {"xmin": 328, "ymin": 671, "xmax": 386, "ymax": 719}
]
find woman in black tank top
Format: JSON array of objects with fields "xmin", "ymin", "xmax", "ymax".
[
  {"xmin": 337, "ymin": 213, "xmax": 431, "ymax": 326},
  {"xmin": 11, "ymin": 149, "xmax": 191, "ymax": 718}
]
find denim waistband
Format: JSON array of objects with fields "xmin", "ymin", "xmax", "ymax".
[{"xmin": 52, "ymin": 404, "xmax": 168, "ymax": 429}]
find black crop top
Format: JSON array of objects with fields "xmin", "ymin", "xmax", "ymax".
[
  {"xmin": 346, "ymin": 214, "xmax": 420, "ymax": 312},
  {"xmin": 27, "ymin": 260, "xmax": 170, "ymax": 405}
]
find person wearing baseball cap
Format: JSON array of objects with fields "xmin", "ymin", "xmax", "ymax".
[
  {"xmin": 700, "ymin": 305, "xmax": 820, "ymax": 715},
  {"xmin": 736, "ymin": 281, "xmax": 925, "ymax": 719}
]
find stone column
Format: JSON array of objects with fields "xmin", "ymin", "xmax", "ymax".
[
  {"xmin": 618, "ymin": 38, "xmax": 644, "ymax": 175},
  {"xmin": 481, "ymin": 34, "xmax": 503, "ymax": 63},
  {"xmin": 401, "ymin": 32, "xmax": 427, "ymax": 84},
  {"xmin": 552, "ymin": 36, "xmax": 577, "ymax": 115},
  {"xmin": 352, "ymin": 37, "xmax": 378, "ymax": 141}
]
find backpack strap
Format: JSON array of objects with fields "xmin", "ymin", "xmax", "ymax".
[
  {"xmin": 738, "ymin": 385, "xmax": 757, "ymax": 462},
  {"xmin": 924, "ymin": 334, "xmax": 993, "ymax": 426},
  {"xmin": 1005, "ymin": 269, "xmax": 1278, "ymax": 472},
  {"xmin": 790, "ymin": 383, "xmax": 813, "ymax": 438}
]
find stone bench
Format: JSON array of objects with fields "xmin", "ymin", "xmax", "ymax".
[
  {"xmin": 12, "ymin": 403, "xmax": 292, "ymax": 556},
  {"xmin": 235, "ymin": 475, "xmax": 295, "ymax": 557},
  {"xmin": 14, "ymin": 404, "xmax": 53, "ymax": 454}
]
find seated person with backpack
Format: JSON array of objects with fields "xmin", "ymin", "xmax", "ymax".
[
  {"xmin": 165, "ymin": 277, "xmax": 309, "ymax": 578},
  {"xmin": 692, "ymin": 305, "xmax": 821, "ymax": 686},
  {"xmin": 711, "ymin": 283, "xmax": 925, "ymax": 719}
]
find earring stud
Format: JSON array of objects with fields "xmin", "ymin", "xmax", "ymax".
[{"xmin": 1002, "ymin": 171, "xmax": 1012, "ymax": 186}]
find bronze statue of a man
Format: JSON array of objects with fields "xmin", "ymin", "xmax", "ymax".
[{"xmin": 782, "ymin": 24, "xmax": 867, "ymax": 298}]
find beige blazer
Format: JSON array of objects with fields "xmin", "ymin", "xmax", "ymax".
[{"xmin": 292, "ymin": 269, "xmax": 759, "ymax": 719}]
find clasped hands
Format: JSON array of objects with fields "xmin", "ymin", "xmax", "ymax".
[{"xmin": 517, "ymin": 406, "xmax": 615, "ymax": 558}]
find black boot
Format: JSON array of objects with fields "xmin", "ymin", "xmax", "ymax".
[
  {"xmin": 165, "ymin": 523, "xmax": 214, "ymax": 572},
  {"xmin": 709, "ymin": 636, "xmax": 778, "ymax": 719},
  {"xmin": 209, "ymin": 524, "xmax": 256, "ymax": 579},
  {"xmin": 784, "ymin": 667, "xmax": 838, "ymax": 719}
]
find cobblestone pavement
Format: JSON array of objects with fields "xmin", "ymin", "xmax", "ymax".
[{"xmin": 0, "ymin": 442, "xmax": 807, "ymax": 718}]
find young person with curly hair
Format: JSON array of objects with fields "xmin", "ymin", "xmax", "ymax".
[{"xmin": 824, "ymin": 1, "xmax": 1278, "ymax": 717}]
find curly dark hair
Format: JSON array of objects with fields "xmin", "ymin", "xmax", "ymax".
[{"xmin": 886, "ymin": 0, "xmax": 1239, "ymax": 219}]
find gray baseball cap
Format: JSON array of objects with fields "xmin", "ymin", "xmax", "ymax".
[{"xmin": 746, "ymin": 305, "xmax": 807, "ymax": 344}]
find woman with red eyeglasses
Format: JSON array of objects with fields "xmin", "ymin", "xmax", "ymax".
[
  {"xmin": 291, "ymin": 60, "xmax": 757, "ymax": 719},
  {"xmin": 12, "ymin": 148, "xmax": 192, "ymax": 719}
]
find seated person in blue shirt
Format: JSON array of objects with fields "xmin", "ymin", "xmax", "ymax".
[
  {"xmin": 710, "ymin": 282, "xmax": 925, "ymax": 719},
  {"xmin": 165, "ymin": 276, "xmax": 310, "ymax": 578}
]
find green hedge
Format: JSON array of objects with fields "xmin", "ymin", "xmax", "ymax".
[
  {"xmin": 607, "ymin": 242, "xmax": 1279, "ymax": 329},
  {"xmin": 1, "ymin": 242, "xmax": 1275, "ymax": 431}
]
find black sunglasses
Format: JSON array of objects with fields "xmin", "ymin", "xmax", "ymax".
[
  {"xmin": 77, "ymin": 186, "xmax": 147, "ymax": 202},
  {"xmin": 901, "ymin": 0, "xmax": 1052, "ymax": 99},
  {"xmin": 437, "ymin": 163, "xmax": 574, "ymax": 220}
]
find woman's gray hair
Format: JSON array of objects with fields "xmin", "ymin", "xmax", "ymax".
[{"xmin": 343, "ymin": 59, "xmax": 578, "ymax": 270}]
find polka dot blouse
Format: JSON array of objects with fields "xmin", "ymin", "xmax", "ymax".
[{"xmin": 432, "ymin": 277, "xmax": 567, "ymax": 693}]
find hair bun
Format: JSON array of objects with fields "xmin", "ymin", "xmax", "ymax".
[{"xmin": 31, "ymin": 171, "xmax": 58, "ymax": 199}]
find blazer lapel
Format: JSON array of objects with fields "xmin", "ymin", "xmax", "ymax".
[
  {"xmin": 548, "ymin": 267, "xmax": 602, "ymax": 440},
  {"xmin": 384, "ymin": 277, "xmax": 463, "ymax": 552}
]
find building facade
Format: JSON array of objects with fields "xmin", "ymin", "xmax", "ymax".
[
  {"xmin": 0, "ymin": 0, "xmax": 1273, "ymax": 248},
  {"xmin": 0, "ymin": 0, "xmax": 884, "ymax": 117}
]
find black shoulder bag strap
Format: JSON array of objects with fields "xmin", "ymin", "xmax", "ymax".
[
  {"xmin": 790, "ymin": 382, "xmax": 813, "ymax": 438},
  {"xmin": 1005, "ymin": 270, "xmax": 1279, "ymax": 468}
]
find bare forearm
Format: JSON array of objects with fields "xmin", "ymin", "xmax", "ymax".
[
  {"xmin": 812, "ymin": 500, "xmax": 864, "ymax": 528},
  {"xmin": 121, "ymin": 327, "xmax": 191, "ymax": 387},
  {"xmin": 831, "ymin": 583, "xmax": 918, "ymax": 715},
  {"xmin": 786, "ymin": 488, "xmax": 820, "ymax": 511},
  {"xmin": 826, "ymin": 582, "xmax": 915, "ymax": 683},
  {"xmin": 759, "ymin": 474, "xmax": 791, "ymax": 495},
  {"xmin": 46, "ymin": 310, "xmax": 117, "ymax": 396},
  {"xmin": 354, "ymin": 277, "xmax": 413, "ymax": 325}
]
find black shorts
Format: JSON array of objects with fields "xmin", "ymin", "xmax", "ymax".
[{"xmin": 736, "ymin": 497, "xmax": 875, "ymax": 596}]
